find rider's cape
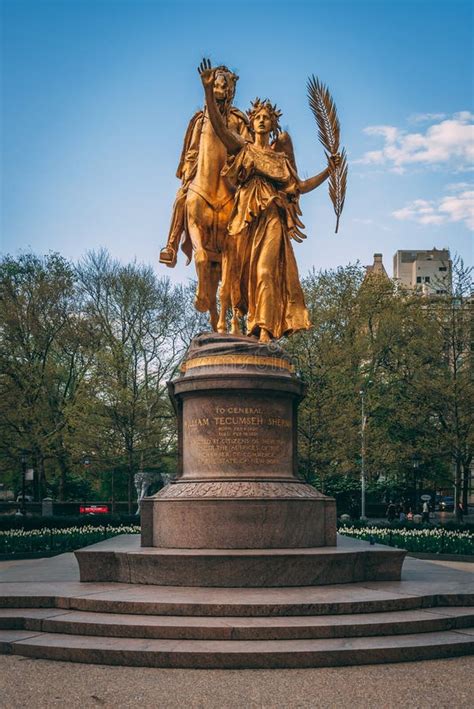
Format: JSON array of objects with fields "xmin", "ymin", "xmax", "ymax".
[
  {"xmin": 176, "ymin": 111, "xmax": 202, "ymax": 180},
  {"xmin": 176, "ymin": 107, "xmax": 249, "ymax": 180}
]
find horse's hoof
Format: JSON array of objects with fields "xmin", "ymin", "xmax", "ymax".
[
  {"xmin": 194, "ymin": 295, "xmax": 209, "ymax": 312},
  {"xmin": 230, "ymin": 325, "xmax": 241, "ymax": 336}
]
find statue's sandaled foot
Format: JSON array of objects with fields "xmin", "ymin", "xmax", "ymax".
[
  {"xmin": 230, "ymin": 320, "xmax": 241, "ymax": 335},
  {"xmin": 159, "ymin": 246, "xmax": 177, "ymax": 267}
]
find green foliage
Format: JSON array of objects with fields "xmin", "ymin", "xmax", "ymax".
[
  {"xmin": 0, "ymin": 251, "xmax": 96, "ymax": 500},
  {"xmin": 288, "ymin": 261, "xmax": 473, "ymax": 505},
  {"xmin": 47, "ymin": 473, "xmax": 96, "ymax": 501},
  {"xmin": 0, "ymin": 250, "xmax": 472, "ymax": 514},
  {"xmin": 0, "ymin": 250, "xmax": 202, "ymax": 507}
]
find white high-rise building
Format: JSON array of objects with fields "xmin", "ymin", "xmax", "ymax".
[{"xmin": 393, "ymin": 248, "xmax": 452, "ymax": 295}]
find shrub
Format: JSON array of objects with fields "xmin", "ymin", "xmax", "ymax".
[{"xmin": 339, "ymin": 525, "xmax": 473, "ymax": 555}]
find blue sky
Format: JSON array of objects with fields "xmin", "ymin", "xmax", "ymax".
[{"xmin": 1, "ymin": 0, "xmax": 472, "ymax": 282}]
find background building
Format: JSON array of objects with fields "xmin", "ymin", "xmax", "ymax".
[
  {"xmin": 393, "ymin": 248, "xmax": 452, "ymax": 295},
  {"xmin": 364, "ymin": 253, "xmax": 389, "ymax": 280}
]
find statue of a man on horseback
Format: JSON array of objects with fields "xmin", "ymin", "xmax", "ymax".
[{"xmin": 159, "ymin": 65, "xmax": 250, "ymax": 332}]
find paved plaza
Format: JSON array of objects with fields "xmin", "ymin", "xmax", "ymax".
[{"xmin": 0, "ymin": 652, "xmax": 473, "ymax": 708}]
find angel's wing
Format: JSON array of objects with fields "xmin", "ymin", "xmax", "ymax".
[
  {"xmin": 271, "ymin": 132, "xmax": 306, "ymax": 242},
  {"xmin": 272, "ymin": 131, "xmax": 297, "ymax": 173}
]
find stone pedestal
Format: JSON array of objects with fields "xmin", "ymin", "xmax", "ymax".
[
  {"xmin": 77, "ymin": 333, "xmax": 406, "ymax": 587},
  {"xmin": 142, "ymin": 333, "xmax": 336, "ymax": 552}
]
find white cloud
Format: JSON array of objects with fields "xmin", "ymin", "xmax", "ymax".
[
  {"xmin": 358, "ymin": 112, "xmax": 474, "ymax": 172},
  {"xmin": 439, "ymin": 190, "xmax": 474, "ymax": 229},
  {"xmin": 352, "ymin": 217, "xmax": 392, "ymax": 232},
  {"xmin": 392, "ymin": 185, "xmax": 474, "ymax": 230},
  {"xmin": 408, "ymin": 112, "xmax": 447, "ymax": 124}
]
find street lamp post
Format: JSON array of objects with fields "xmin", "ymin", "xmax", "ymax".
[
  {"xmin": 412, "ymin": 454, "xmax": 421, "ymax": 513},
  {"xmin": 360, "ymin": 390, "xmax": 366, "ymax": 519},
  {"xmin": 359, "ymin": 381, "xmax": 372, "ymax": 520},
  {"xmin": 20, "ymin": 453, "xmax": 27, "ymax": 516},
  {"xmin": 359, "ymin": 387, "xmax": 369, "ymax": 520},
  {"xmin": 111, "ymin": 468, "xmax": 116, "ymax": 514}
]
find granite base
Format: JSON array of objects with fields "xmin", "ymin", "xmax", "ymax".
[{"xmin": 75, "ymin": 534, "xmax": 406, "ymax": 587}]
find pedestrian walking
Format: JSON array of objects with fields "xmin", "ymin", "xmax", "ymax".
[
  {"xmin": 422, "ymin": 500, "xmax": 430, "ymax": 524},
  {"xmin": 386, "ymin": 501, "xmax": 397, "ymax": 522}
]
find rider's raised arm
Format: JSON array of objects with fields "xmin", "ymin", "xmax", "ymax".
[{"xmin": 198, "ymin": 59, "xmax": 245, "ymax": 155}]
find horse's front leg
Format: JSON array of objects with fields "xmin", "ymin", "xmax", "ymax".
[
  {"xmin": 186, "ymin": 195, "xmax": 212, "ymax": 314},
  {"xmin": 218, "ymin": 236, "xmax": 241, "ymax": 335},
  {"xmin": 209, "ymin": 260, "xmax": 221, "ymax": 332},
  {"xmin": 218, "ymin": 286, "xmax": 240, "ymax": 334},
  {"xmin": 217, "ymin": 253, "xmax": 229, "ymax": 333}
]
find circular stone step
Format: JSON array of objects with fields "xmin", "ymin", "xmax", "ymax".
[
  {"xmin": 1, "ymin": 555, "xmax": 472, "ymax": 668},
  {"xmin": 2, "ymin": 629, "xmax": 473, "ymax": 669},
  {"xmin": 1, "ymin": 581, "xmax": 472, "ymax": 617},
  {"xmin": 1, "ymin": 607, "xmax": 473, "ymax": 641},
  {"xmin": 74, "ymin": 534, "xmax": 406, "ymax": 587}
]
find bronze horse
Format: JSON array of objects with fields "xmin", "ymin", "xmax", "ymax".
[{"xmin": 160, "ymin": 67, "xmax": 250, "ymax": 333}]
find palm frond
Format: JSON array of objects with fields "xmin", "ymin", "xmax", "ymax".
[
  {"xmin": 328, "ymin": 147, "xmax": 348, "ymax": 234},
  {"xmin": 307, "ymin": 76, "xmax": 340, "ymax": 154},
  {"xmin": 307, "ymin": 75, "xmax": 348, "ymax": 233}
]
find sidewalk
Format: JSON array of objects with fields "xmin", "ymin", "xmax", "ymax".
[{"xmin": 0, "ymin": 654, "xmax": 473, "ymax": 708}]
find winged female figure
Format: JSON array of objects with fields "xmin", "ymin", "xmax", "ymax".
[{"xmin": 198, "ymin": 59, "xmax": 341, "ymax": 342}]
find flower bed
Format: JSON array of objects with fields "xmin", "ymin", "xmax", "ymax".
[
  {"xmin": 0, "ymin": 524, "xmax": 141, "ymax": 556},
  {"xmin": 339, "ymin": 525, "xmax": 474, "ymax": 555},
  {"xmin": 2, "ymin": 523, "xmax": 473, "ymax": 557},
  {"xmin": 0, "ymin": 514, "xmax": 140, "ymax": 532}
]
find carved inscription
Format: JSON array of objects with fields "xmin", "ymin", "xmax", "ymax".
[
  {"xmin": 187, "ymin": 406, "xmax": 288, "ymax": 467},
  {"xmin": 182, "ymin": 396, "xmax": 293, "ymax": 477}
]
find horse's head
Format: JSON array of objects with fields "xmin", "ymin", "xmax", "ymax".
[{"xmin": 213, "ymin": 65, "xmax": 239, "ymax": 111}]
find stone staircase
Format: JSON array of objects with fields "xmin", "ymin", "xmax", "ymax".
[{"xmin": 1, "ymin": 579, "xmax": 473, "ymax": 667}]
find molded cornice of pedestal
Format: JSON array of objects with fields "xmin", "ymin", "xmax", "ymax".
[
  {"xmin": 176, "ymin": 332, "xmax": 301, "ymax": 386},
  {"xmin": 184, "ymin": 332, "xmax": 295, "ymax": 367},
  {"xmin": 152, "ymin": 481, "xmax": 327, "ymax": 500}
]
